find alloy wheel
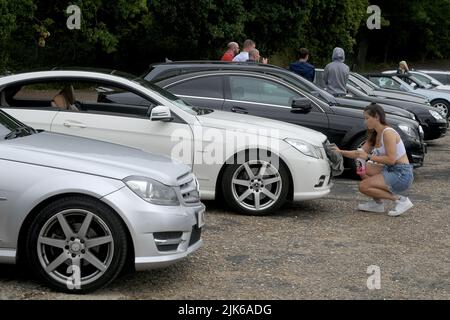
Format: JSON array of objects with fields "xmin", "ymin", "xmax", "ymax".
[
  {"xmin": 37, "ymin": 209, "xmax": 114, "ymax": 288},
  {"xmin": 231, "ymin": 160, "xmax": 282, "ymax": 212}
]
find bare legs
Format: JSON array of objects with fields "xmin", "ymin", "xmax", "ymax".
[{"xmin": 359, "ymin": 163, "xmax": 400, "ymax": 201}]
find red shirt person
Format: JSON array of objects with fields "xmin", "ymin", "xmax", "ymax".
[{"xmin": 221, "ymin": 42, "xmax": 239, "ymax": 62}]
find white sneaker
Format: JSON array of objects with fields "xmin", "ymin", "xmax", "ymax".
[
  {"xmin": 357, "ymin": 200, "xmax": 385, "ymax": 213},
  {"xmin": 388, "ymin": 197, "xmax": 413, "ymax": 216}
]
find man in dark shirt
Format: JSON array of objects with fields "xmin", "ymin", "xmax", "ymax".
[{"xmin": 289, "ymin": 48, "xmax": 315, "ymax": 82}]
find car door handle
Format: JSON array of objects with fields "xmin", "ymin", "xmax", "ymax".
[
  {"xmin": 63, "ymin": 121, "xmax": 87, "ymax": 129},
  {"xmin": 231, "ymin": 106, "xmax": 248, "ymax": 114}
]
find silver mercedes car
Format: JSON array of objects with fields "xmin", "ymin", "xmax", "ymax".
[{"xmin": 0, "ymin": 110, "xmax": 204, "ymax": 293}]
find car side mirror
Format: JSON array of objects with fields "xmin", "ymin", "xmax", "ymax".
[
  {"xmin": 150, "ymin": 105, "xmax": 173, "ymax": 122},
  {"xmin": 291, "ymin": 98, "xmax": 312, "ymax": 113}
]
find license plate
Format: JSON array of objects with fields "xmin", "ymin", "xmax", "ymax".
[{"xmin": 196, "ymin": 209, "xmax": 205, "ymax": 228}]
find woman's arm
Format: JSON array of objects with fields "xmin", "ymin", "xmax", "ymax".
[{"xmin": 331, "ymin": 140, "xmax": 373, "ymax": 160}]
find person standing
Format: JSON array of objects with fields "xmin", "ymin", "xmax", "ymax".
[
  {"xmin": 397, "ymin": 60, "xmax": 409, "ymax": 74},
  {"xmin": 289, "ymin": 47, "xmax": 315, "ymax": 82},
  {"xmin": 232, "ymin": 39, "xmax": 256, "ymax": 62},
  {"xmin": 246, "ymin": 49, "xmax": 268, "ymax": 64},
  {"xmin": 332, "ymin": 103, "xmax": 414, "ymax": 217},
  {"xmin": 323, "ymin": 47, "xmax": 350, "ymax": 97},
  {"xmin": 221, "ymin": 42, "xmax": 239, "ymax": 62}
]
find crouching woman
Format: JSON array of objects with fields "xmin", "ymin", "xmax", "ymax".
[{"xmin": 333, "ymin": 103, "xmax": 414, "ymax": 216}]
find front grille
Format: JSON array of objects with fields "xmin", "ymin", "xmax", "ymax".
[
  {"xmin": 177, "ymin": 172, "xmax": 201, "ymax": 205},
  {"xmin": 189, "ymin": 225, "xmax": 202, "ymax": 246}
]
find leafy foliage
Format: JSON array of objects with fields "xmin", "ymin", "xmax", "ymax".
[{"xmin": 0, "ymin": 0, "xmax": 448, "ymax": 73}]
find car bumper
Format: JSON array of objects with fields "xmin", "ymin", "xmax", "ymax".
[
  {"xmin": 101, "ymin": 186, "xmax": 205, "ymax": 271},
  {"xmin": 422, "ymin": 119, "xmax": 448, "ymax": 140},
  {"xmin": 281, "ymin": 147, "xmax": 332, "ymax": 201},
  {"xmin": 404, "ymin": 139, "xmax": 426, "ymax": 168}
]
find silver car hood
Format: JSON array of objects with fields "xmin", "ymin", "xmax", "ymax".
[
  {"xmin": 1, "ymin": 132, "xmax": 190, "ymax": 186},
  {"xmin": 197, "ymin": 110, "xmax": 327, "ymax": 146}
]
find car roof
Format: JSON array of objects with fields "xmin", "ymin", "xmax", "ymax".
[
  {"xmin": 154, "ymin": 69, "xmax": 294, "ymax": 85},
  {"xmin": 418, "ymin": 70, "xmax": 450, "ymax": 74},
  {"xmin": 150, "ymin": 60, "xmax": 283, "ymax": 69}
]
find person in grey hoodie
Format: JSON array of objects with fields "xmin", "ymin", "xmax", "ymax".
[{"xmin": 323, "ymin": 47, "xmax": 350, "ymax": 96}]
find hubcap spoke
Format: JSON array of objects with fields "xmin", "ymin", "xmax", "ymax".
[
  {"xmin": 85, "ymin": 235, "xmax": 113, "ymax": 249},
  {"xmin": 264, "ymin": 176, "xmax": 281, "ymax": 185},
  {"xmin": 238, "ymin": 189, "xmax": 253, "ymax": 202},
  {"xmin": 254, "ymin": 192, "xmax": 261, "ymax": 210},
  {"xmin": 45, "ymin": 252, "xmax": 69, "ymax": 273},
  {"xmin": 243, "ymin": 163, "xmax": 255, "ymax": 179},
  {"xmin": 258, "ymin": 164, "xmax": 268, "ymax": 178},
  {"xmin": 262, "ymin": 188, "xmax": 278, "ymax": 200},
  {"xmin": 232, "ymin": 178, "xmax": 250, "ymax": 187},
  {"xmin": 38, "ymin": 236, "xmax": 66, "ymax": 249},
  {"xmin": 84, "ymin": 252, "xmax": 107, "ymax": 272},
  {"xmin": 78, "ymin": 212, "xmax": 93, "ymax": 238},
  {"xmin": 57, "ymin": 214, "xmax": 73, "ymax": 239}
]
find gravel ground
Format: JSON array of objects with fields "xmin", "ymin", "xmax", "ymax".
[{"xmin": 1, "ymin": 133, "xmax": 449, "ymax": 300}]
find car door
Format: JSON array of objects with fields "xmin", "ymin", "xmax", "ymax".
[
  {"xmin": 222, "ymin": 75, "xmax": 330, "ymax": 136},
  {"xmin": 49, "ymin": 80, "xmax": 195, "ymax": 167},
  {"xmin": 163, "ymin": 75, "xmax": 225, "ymax": 111}
]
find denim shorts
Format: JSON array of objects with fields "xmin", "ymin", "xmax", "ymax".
[{"xmin": 382, "ymin": 163, "xmax": 414, "ymax": 194}]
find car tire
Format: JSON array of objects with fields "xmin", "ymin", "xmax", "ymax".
[
  {"xmin": 221, "ymin": 151, "xmax": 290, "ymax": 215},
  {"xmin": 431, "ymin": 99, "xmax": 449, "ymax": 118},
  {"xmin": 26, "ymin": 196, "xmax": 128, "ymax": 293}
]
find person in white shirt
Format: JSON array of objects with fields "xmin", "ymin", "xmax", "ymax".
[{"xmin": 232, "ymin": 39, "xmax": 255, "ymax": 62}]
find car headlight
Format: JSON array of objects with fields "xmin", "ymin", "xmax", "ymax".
[
  {"xmin": 285, "ymin": 138, "xmax": 322, "ymax": 159},
  {"xmin": 429, "ymin": 109, "xmax": 444, "ymax": 120},
  {"xmin": 123, "ymin": 176, "xmax": 179, "ymax": 206},
  {"xmin": 398, "ymin": 124, "xmax": 419, "ymax": 139}
]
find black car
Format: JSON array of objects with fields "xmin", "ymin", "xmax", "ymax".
[
  {"xmin": 107, "ymin": 69, "xmax": 426, "ymax": 170},
  {"xmin": 143, "ymin": 61, "xmax": 446, "ymax": 140}
]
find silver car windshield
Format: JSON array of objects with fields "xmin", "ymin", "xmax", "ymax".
[{"xmin": 0, "ymin": 110, "xmax": 36, "ymax": 140}]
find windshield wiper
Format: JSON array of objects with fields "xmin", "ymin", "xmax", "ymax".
[{"xmin": 4, "ymin": 126, "xmax": 36, "ymax": 140}]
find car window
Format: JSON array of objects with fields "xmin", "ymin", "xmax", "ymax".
[
  {"xmin": 369, "ymin": 77, "xmax": 403, "ymax": 91},
  {"xmin": 413, "ymin": 73, "xmax": 432, "ymax": 85},
  {"xmin": 4, "ymin": 82, "xmax": 70, "ymax": 109},
  {"xmin": 229, "ymin": 76, "xmax": 300, "ymax": 106},
  {"xmin": 168, "ymin": 76, "xmax": 223, "ymax": 99},
  {"xmin": 3, "ymin": 80, "xmax": 157, "ymax": 118}
]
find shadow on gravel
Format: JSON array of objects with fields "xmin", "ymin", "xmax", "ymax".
[{"xmin": 0, "ymin": 264, "xmax": 35, "ymax": 282}]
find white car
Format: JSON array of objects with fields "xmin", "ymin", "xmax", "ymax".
[
  {"xmin": 0, "ymin": 70, "xmax": 332, "ymax": 215},
  {"xmin": 368, "ymin": 74, "xmax": 450, "ymax": 118},
  {"xmin": 383, "ymin": 70, "xmax": 450, "ymax": 91}
]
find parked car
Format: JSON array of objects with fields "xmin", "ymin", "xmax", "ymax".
[
  {"xmin": 144, "ymin": 61, "xmax": 428, "ymax": 104},
  {"xmin": 0, "ymin": 109, "xmax": 204, "ymax": 293},
  {"xmin": 365, "ymin": 73, "xmax": 450, "ymax": 118},
  {"xmin": 0, "ymin": 70, "xmax": 333, "ymax": 216},
  {"xmin": 418, "ymin": 70, "xmax": 450, "ymax": 85},
  {"xmin": 314, "ymin": 70, "xmax": 430, "ymax": 105},
  {"xmin": 142, "ymin": 61, "xmax": 445, "ymax": 141},
  {"xmin": 146, "ymin": 70, "xmax": 426, "ymax": 170},
  {"xmin": 383, "ymin": 70, "xmax": 450, "ymax": 92},
  {"xmin": 313, "ymin": 69, "xmax": 447, "ymax": 140}
]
